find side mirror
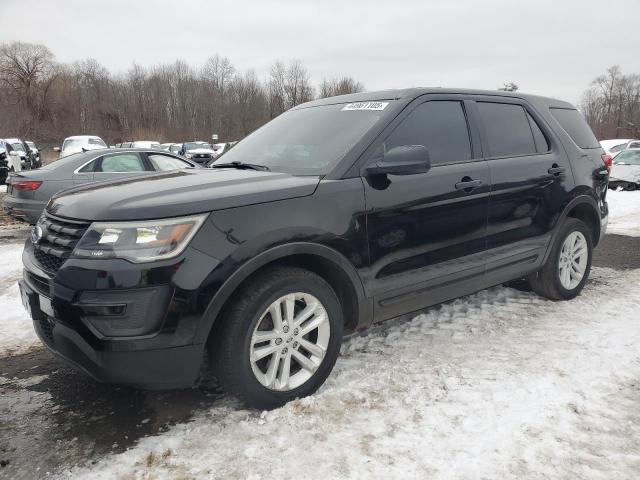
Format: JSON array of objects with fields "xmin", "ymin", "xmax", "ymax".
[
  {"xmin": 365, "ymin": 145, "xmax": 431, "ymax": 176},
  {"xmin": 53, "ymin": 147, "xmax": 61, "ymax": 152}
]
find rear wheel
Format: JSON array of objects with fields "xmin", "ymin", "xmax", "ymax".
[
  {"xmin": 527, "ymin": 218, "xmax": 593, "ymax": 300},
  {"xmin": 210, "ymin": 266, "xmax": 343, "ymax": 409}
]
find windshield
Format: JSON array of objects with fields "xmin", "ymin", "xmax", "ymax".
[
  {"xmin": 63, "ymin": 138, "xmax": 107, "ymax": 149},
  {"xmin": 11, "ymin": 143, "xmax": 24, "ymax": 151},
  {"xmin": 184, "ymin": 142, "xmax": 212, "ymax": 151},
  {"xmin": 614, "ymin": 150, "xmax": 640, "ymax": 166},
  {"xmin": 26, "ymin": 141, "xmax": 35, "ymax": 148},
  {"xmin": 214, "ymin": 102, "xmax": 391, "ymax": 175}
]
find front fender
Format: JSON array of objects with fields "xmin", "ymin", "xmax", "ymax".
[{"xmin": 194, "ymin": 242, "xmax": 372, "ymax": 344}]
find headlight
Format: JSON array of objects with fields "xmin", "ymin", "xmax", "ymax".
[
  {"xmin": 72, "ymin": 214, "xmax": 208, "ymax": 262},
  {"xmin": 185, "ymin": 153, "xmax": 193, "ymax": 158}
]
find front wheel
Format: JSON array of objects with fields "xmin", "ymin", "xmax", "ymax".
[
  {"xmin": 527, "ymin": 218, "xmax": 593, "ymax": 300},
  {"xmin": 210, "ymin": 266, "xmax": 343, "ymax": 409}
]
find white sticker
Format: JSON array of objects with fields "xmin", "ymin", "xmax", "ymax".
[{"xmin": 342, "ymin": 101, "xmax": 389, "ymax": 111}]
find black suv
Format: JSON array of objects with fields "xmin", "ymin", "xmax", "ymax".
[{"xmin": 19, "ymin": 89, "xmax": 609, "ymax": 409}]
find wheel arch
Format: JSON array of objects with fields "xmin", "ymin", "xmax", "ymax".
[
  {"xmin": 195, "ymin": 242, "xmax": 372, "ymax": 344},
  {"xmin": 543, "ymin": 194, "xmax": 602, "ymax": 263}
]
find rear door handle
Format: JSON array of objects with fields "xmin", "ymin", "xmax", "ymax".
[
  {"xmin": 547, "ymin": 166, "xmax": 565, "ymax": 175},
  {"xmin": 455, "ymin": 178, "xmax": 483, "ymax": 191}
]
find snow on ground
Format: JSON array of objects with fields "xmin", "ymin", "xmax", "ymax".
[
  {"xmin": 65, "ymin": 266, "xmax": 640, "ymax": 480},
  {"xmin": 0, "ymin": 242, "xmax": 39, "ymax": 357},
  {"xmin": 607, "ymin": 189, "xmax": 640, "ymax": 237},
  {"xmin": 0, "ymin": 184, "xmax": 6, "ymax": 193}
]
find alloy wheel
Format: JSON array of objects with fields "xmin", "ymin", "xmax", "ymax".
[
  {"xmin": 249, "ymin": 292, "xmax": 330, "ymax": 391},
  {"xmin": 558, "ymin": 231, "xmax": 588, "ymax": 290}
]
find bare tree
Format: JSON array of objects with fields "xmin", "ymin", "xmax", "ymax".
[
  {"xmin": 0, "ymin": 42, "xmax": 366, "ymax": 145},
  {"xmin": 318, "ymin": 76, "xmax": 365, "ymax": 98}
]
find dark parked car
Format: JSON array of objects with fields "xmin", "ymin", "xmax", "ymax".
[
  {"xmin": 18, "ymin": 89, "xmax": 609, "ymax": 409},
  {"xmin": 25, "ymin": 141, "xmax": 42, "ymax": 168},
  {"xmin": 3, "ymin": 148, "xmax": 198, "ymax": 223}
]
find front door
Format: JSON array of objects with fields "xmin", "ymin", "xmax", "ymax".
[{"xmin": 362, "ymin": 98, "xmax": 490, "ymax": 321}]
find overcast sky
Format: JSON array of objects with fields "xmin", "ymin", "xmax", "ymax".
[{"xmin": 1, "ymin": 0, "xmax": 639, "ymax": 105}]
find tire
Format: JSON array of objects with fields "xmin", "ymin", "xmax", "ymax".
[
  {"xmin": 527, "ymin": 218, "xmax": 593, "ymax": 300},
  {"xmin": 210, "ymin": 266, "xmax": 343, "ymax": 410}
]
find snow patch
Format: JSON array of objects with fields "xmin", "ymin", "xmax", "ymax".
[
  {"xmin": 606, "ymin": 189, "xmax": 640, "ymax": 237},
  {"xmin": 0, "ymin": 242, "xmax": 39, "ymax": 357},
  {"xmin": 65, "ymin": 267, "xmax": 640, "ymax": 480}
]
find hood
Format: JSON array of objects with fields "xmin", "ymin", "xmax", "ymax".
[
  {"xmin": 47, "ymin": 168, "xmax": 320, "ymax": 221},
  {"xmin": 610, "ymin": 164, "xmax": 640, "ymax": 184}
]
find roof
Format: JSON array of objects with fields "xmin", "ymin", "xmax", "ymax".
[{"xmin": 294, "ymin": 88, "xmax": 575, "ymax": 110}]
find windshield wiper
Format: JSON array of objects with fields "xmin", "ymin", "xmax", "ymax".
[{"xmin": 209, "ymin": 161, "xmax": 270, "ymax": 171}]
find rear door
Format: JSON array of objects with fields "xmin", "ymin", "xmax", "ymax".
[
  {"xmin": 471, "ymin": 98, "xmax": 575, "ymax": 285},
  {"xmin": 362, "ymin": 96, "xmax": 491, "ymax": 321}
]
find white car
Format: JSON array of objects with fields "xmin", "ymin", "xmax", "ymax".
[
  {"xmin": 600, "ymin": 139, "xmax": 640, "ymax": 158},
  {"xmin": 55, "ymin": 135, "xmax": 107, "ymax": 158},
  {"xmin": 609, "ymin": 149, "xmax": 640, "ymax": 190},
  {"xmin": 130, "ymin": 141, "xmax": 161, "ymax": 149}
]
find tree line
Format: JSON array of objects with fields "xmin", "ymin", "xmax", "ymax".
[
  {"xmin": 580, "ymin": 66, "xmax": 640, "ymax": 140},
  {"xmin": 0, "ymin": 42, "xmax": 364, "ymax": 146}
]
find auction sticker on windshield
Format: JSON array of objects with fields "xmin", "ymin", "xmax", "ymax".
[{"xmin": 342, "ymin": 102, "xmax": 389, "ymax": 111}]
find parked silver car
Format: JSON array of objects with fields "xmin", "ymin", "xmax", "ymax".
[{"xmin": 3, "ymin": 148, "xmax": 199, "ymax": 224}]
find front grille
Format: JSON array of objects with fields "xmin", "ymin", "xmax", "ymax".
[{"xmin": 33, "ymin": 213, "xmax": 90, "ymax": 274}]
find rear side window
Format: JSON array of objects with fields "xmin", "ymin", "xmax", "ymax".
[
  {"xmin": 97, "ymin": 153, "xmax": 146, "ymax": 172},
  {"xmin": 549, "ymin": 108, "xmax": 599, "ymax": 149},
  {"xmin": 384, "ymin": 101, "xmax": 472, "ymax": 165},
  {"xmin": 477, "ymin": 102, "xmax": 536, "ymax": 157},
  {"xmin": 526, "ymin": 112, "xmax": 550, "ymax": 153}
]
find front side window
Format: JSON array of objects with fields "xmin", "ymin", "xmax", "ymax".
[
  {"xmin": 148, "ymin": 154, "xmax": 191, "ymax": 171},
  {"xmin": 214, "ymin": 102, "xmax": 392, "ymax": 175},
  {"xmin": 382, "ymin": 101, "xmax": 472, "ymax": 165},
  {"xmin": 97, "ymin": 153, "xmax": 145, "ymax": 172},
  {"xmin": 477, "ymin": 102, "xmax": 536, "ymax": 157}
]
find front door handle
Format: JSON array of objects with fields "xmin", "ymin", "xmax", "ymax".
[
  {"xmin": 455, "ymin": 178, "xmax": 483, "ymax": 191},
  {"xmin": 548, "ymin": 165, "xmax": 565, "ymax": 175}
]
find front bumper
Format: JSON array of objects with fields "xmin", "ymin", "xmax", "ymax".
[{"xmin": 19, "ymin": 238, "xmax": 220, "ymax": 389}]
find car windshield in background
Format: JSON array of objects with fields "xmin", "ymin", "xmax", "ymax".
[
  {"xmin": 184, "ymin": 142, "xmax": 212, "ymax": 150},
  {"xmin": 214, "ymin": 102, "xmax": 392, "ymax": 175},
  {"xmin": 11, "ymin": 143, "xmax": 23, "ymax": 151},
  {"xmin": 614, "ymin": 150, "xmax": 640, "ymax": 165}
]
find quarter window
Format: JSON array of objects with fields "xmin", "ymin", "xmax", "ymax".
[
  {"xmin": 78, "ymin": 160, "xmax": 96, "ymax": 173},
  {"xmin": 384, "ymin": 101, "xmax": 472, "ymax": 165},
  {"xmin": 148, "ymin": 154, "xmax": 191, "ymax": 171},
  {"xmin": 477, "ymin": 102, "xmax": 536, "ymax": 157},
  {"xmin": 97, "ymin": 153, "xmax": 145, "ymax": 172}
]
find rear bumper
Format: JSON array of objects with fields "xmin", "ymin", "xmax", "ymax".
[{"xmin": 2, "ymin": 195, "xmax": 45, "ymax": 224}]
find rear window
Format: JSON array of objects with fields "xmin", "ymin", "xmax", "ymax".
[
  {"xmin": 477, "ymin": 102, "xmax": 536, "ymax": 157},
  {"xmin": 549, "ymin": 108, "xmax": 599, "ymax": 149}
]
